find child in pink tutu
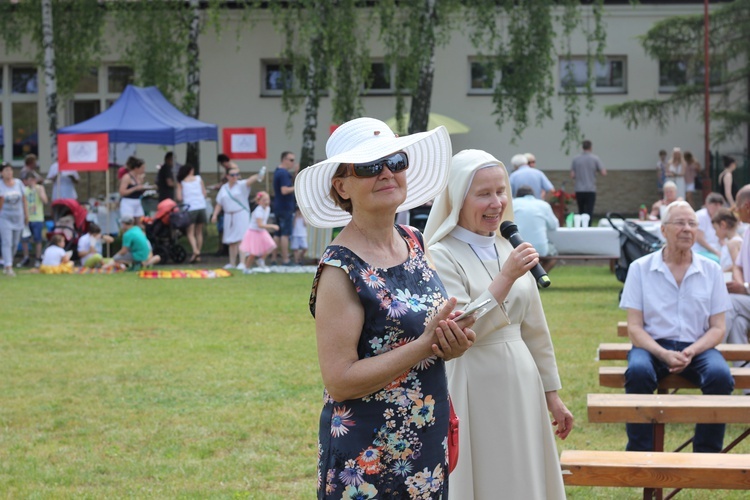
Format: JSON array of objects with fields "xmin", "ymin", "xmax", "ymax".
[{"xmin": 239, "ymin": 191, "xmax": 279, "ymax": 274}]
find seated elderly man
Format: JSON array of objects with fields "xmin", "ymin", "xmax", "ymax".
[
  {"xmin": 650, "ymin": 180, "xmax": 682, "ymax": 220},
  {"xmin": 513, "ymin": 185, "xmax": 559, "ymax": 272},
  {"xmin": 620, "ymin": 200, "xmax": 734, "ymax": 453},
  {"xmin": 508, "ymin": 153, "xmax": 553, "ymax": 199}
]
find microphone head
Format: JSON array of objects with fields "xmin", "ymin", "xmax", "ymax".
[
  {"xmin": 499, "ymin": 221, "xmax": 518, "ymax": 239},
  {"xmin": 538, "ymin": 275, "xmax": 551, "ymax": 288}
]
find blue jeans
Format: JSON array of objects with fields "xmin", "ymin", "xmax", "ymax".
[{"xmin": 625, "ymin": 340, "xmax": 734, "ymax": 453}]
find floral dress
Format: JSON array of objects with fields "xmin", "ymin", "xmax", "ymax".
[{"xmin": 310, "ymin": 226, "xmax": 450, "ymax": 499}]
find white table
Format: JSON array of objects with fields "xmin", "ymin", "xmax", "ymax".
[{"xmin": 548, "ymin": 227, "xmax": 621, "ymax": 256}]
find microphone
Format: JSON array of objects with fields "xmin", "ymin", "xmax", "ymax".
[{"xmin": 499, "ymin": 221, "xmax": 551, "ymax": 288}]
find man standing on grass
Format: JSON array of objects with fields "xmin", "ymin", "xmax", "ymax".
[
  {"xmin": 570, "ymin": 139, "xmax": 606, "ymax": 218},
  {"xmin": 272, "ymin": 151, "xmax": 297, "ymax": 266},
  {"xmin": 620, "ymin": 200, "xmax": 733, "ymax": 453}
]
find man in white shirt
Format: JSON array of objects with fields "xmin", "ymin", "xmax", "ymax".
[
  {"xmin": 620, "ymin": 200, "xmax": 733, "ymax": 453},
  {"xmin": 512, "ymin": 185, "xmax": 558, "ymax": 271},
  {"xmin": 46, "ymin": 161, "xmax": 79, "ymax": 200},
  {"xmin": 691, "ymin": 192, "xmax": 724, "ymax": 261}
]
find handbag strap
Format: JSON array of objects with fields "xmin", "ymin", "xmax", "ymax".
[
  {"xmin": 221, "ymin": 184, "xmax": 251, "ymax": 214},
  {"xmin": 400, "ymin": 224, "xmax": 423, "ymax": 251}
]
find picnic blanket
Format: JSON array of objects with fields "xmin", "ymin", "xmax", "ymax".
[
  {"xmin": 138, "ymin": 269, "xmax": 232, "ymax": 279},
  {"xmin": 74, "ymin": 267, "xmax": 126, "ymax": 274}
]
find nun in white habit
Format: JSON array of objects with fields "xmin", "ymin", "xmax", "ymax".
[{"xmin": 423, "ymin": 149, "xmax": 573, "ymax": 500}]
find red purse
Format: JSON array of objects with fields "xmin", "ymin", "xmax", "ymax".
[
  {"xmin": 448, "ymin": 396, "xmax": 459, "ymax": 473},
  {"xmin": 399, "ymin": 225, "xmax": 461, "ymax": 473}
]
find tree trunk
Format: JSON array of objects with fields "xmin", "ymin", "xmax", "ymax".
[
  {"xmin": 408, "ymin": 0, "xmax": 437, "ymax": 134},
  {"xmin": 41, "ymin": 0, "xmax": 58, "ymax": 161},
  {"xmin": 300, "ymin": 47, "xmax": 323, "ymax": 172},
  {"xmin": 185, "ymin": 0, "xmax": 201, "ymax": 171}
]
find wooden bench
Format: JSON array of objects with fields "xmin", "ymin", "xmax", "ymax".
[
  {"xmin": 599, "ymin": 366, "xmax": 750, "ymax": 390},
  {"xmin": 598, "ymin": 342, "xmax": 750, "ymax": 362},
  {"xmin": 586, "ymin": 393, "xmax": 750, "ymax": 498},
  {"xmin": 561, "ymin": 450, "xmax": 750, "ymax": 490}
]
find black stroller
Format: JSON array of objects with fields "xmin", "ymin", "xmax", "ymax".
[
  {"xmin": 143, "ymin": 199, "xmax": 191, "ymax": 264},
  {"xmin": 606, "ymin": 212, "xmax": 663, "ymax": 284}
]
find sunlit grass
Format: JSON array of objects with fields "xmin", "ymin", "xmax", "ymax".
[{"xmin": 0, "ymin": 265, "xmax": 747, "ymax": 498}]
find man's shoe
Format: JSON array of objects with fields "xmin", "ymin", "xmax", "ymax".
[{"xmin": 16, "ymin": 257, "xmax": 29, "ymax": 268}]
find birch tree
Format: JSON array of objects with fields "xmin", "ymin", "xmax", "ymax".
[
  {"xmin": 605, "ymin": 0, "xmax": 750, "ymax": 148},
  {"xmin": 41, "ymin": 0, "xmax": 58, "ymax": 161}
]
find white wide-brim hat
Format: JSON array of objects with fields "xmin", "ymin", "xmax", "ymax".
[{"xmin": 295, "ymin": 117, "xmax": 452, "ymax": 228}]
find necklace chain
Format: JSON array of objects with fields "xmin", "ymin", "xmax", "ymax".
[{"xmin": 468, "ymin": 243, "xmax": 501, "ymax": 281}]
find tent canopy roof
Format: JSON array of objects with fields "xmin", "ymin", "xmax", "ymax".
[{"xmin": 59, "ymin": 85, "xmax": 218, "ymax": 145}]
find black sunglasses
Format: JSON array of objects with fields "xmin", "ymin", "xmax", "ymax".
[
  {"xmin": 349, "ymin": 152, "xmax": 409, "ymax": 178},
  {"xmin": 228, "ymin": 172, "xmax": 240, "ymax": 177}
]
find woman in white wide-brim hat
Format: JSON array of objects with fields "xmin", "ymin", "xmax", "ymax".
[
  {"xmin": 423, "ymin": 149, "xmax": 573, "ymax": 499},
  {"xmin": 296, "ymin": 117, "xmax": 476, "ymax": 498}
]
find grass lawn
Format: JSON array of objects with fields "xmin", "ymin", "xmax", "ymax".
[{"xmin": 1, "ymin": 264, "xmax": 748, "ymax": 498}]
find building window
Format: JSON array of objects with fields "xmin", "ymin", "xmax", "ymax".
[
  {"xmin": 364, "ymin": 62, "xmax": 394, "ymax": 94},
  {"xmin": 559, "ymin": 57, "xmax": 626, "ymax": 93},
  {"xmin": 659, "ymin": 58, "xmax": 722, "ymax": 92},
  {"xmin": 11, "ymin": 66, "xmax": 38, "ymax": 94},
  {"xmin": 67, "ymin": 65, "xmax": 132, "ymax": 125},
  {"xmin": 262, "ymin": 61, "xmax": 294, "ymax": 96},
  {"xmin": 468, "ymin": 58, "xmax": 501, "ymax": 95},
  {"xmin": 108, "ymin": 66, "xmax": 133, "ymax": 93},
  {"xmin": 75, "ymin": 67, "xmax": 99, "ymax": 94},
  {"xmin": 12, "ymin": 102, "xmax": 38, "ymax": 160}
]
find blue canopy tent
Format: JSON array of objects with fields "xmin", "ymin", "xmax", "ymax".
[{"xmin": 58, "ymin": 85, "xmax": 218, "ymax": 145}]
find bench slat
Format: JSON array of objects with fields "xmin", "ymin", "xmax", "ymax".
[
  {"xmin": 599, "ymin": 366, "xmax": 750, "ymax": 389},
  {"xmin": 617, "ymin": 321, "xmax": 628, "ymax": 337},
  {"xmin": 598, "ymin": 343, "xmax": 750, "ymax": 362},
  {"xmin": 561, "ymin": 450, "xmax": 750, "ymax": 489},
  {"xmin": 587, "ymin": 393, "xmax": 750, "ymax": 424}
]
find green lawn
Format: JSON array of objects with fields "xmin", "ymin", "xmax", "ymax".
[{"xmin": 1, "ymin": 265, "xmax": 747, "ymax": 498}]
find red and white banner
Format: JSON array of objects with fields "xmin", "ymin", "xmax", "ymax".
[
  {"xmin": 223, "ymin": 127, "xmax": 267, "ymax": 160},
  {"xmin": 59, "ymin": 133, "xmax": 109, "ymax": 171}
]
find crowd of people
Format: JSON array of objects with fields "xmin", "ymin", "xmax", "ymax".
[{"xmin": 0, "ymin": 150, "xmax": 311, "ymax": 275}]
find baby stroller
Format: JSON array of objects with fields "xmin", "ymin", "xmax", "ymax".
[
  {"xmin": 606, "ymin": 212, "xmax": 663, "ymax": 284},
  {"xmin": 143, "ymin": 199, "xmax": 190, "ymax": 264},
  {"xmin": 47, "ymin": 199, "xmax": 90, "ymax": 259}
]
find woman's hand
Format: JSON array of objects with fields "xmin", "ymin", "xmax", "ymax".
[
  {"xmin": 545, "ymin": 391, "xmax": 574, "ymax": 440},
  {"xmin": 500, "ymin": 242, "xmax": 539, "ymax": 282},
  {"xmin": 431, "ymin": 310, "xmax": 477, "ymax": 361}
]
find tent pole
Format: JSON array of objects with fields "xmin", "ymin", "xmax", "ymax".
[{"xmin": 105, "ymin": 167, "xmax": 110, "ymax": 258}]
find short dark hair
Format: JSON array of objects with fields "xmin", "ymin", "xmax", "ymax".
[
  {"xmin": 164, "ymin": 152, "xmax": 174, "ymax": 161},
  {"xmin": 659, "ymin": 149, "xmax": 667, "ymax": 156},
  {"xmin": 88, "ymin": 223, "xmax": 102, "ymax": 235},
  {"xmin": 281, "ymin": 151, "xmax": 294, "ymax": 162},
  {"xmin": 582, "ymin": 140, "xmax": 592, "ymax": 150},
  {"xmin": 516, "ymin": 185, "xmax": 534, "ymax": 197},
  {"xmin": 329, "ymin": 163, "xmax": 353, "ymax": 215},
  {"xmin": 24, "ymin": 154, "xmax": 37, "ymax": 166},
  {"xmin": 217, "ymin": 154, "xmax": 230, "ymax": 164}
]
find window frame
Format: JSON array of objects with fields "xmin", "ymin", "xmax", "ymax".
[
  {"xmin": 467, "ymin": 57, "xmax": 502, "ymax": 95},
  {"xmin": 261, "ymin": 60, "xmax": 295, "ymax": 97},
  {"xmin": 658, "ymin": 57, "xmax": 724, "ymax": 93},
  {"xmin": 363, "ymin": 60, "xmax": 396, "ymax": 95},
  {"xmin": 558, "ymin": 56, "xmax": 627, "ymax": 94}
]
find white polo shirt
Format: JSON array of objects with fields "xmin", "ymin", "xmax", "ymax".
[{"xmin": 620, "ymin": 248, "xmax": 730, "ymax": 343}]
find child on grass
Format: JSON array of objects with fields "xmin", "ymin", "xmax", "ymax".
[
  {"xmin": 290, "ymin": 207, "xmax": 308, "ymax": 265},
  {"xmin": 39, "ymin": 234, "xmax": 73, "ymax": 274},
  {"xmin": 18, "ymin": 170, "xmax": 47, "ymax": 268},
  {"xmin": 77, "ymin": 222, "xmax": 114, "ymax": 268},
  {"xmin": 239, "ymin": 191, "xmax": 278, "ymax": 274}
]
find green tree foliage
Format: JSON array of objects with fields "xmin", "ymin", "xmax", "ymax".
[
  {"xmin": 605, "ymin": 0, "xmax": 749, "ymax": 147},
  {"xmin": 0, "ymin": 0, "xmax": 105, "ymax": 101},
  {"xmin": 269, "ymin": 0, "xmax": 372, "ymax": 169}
]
